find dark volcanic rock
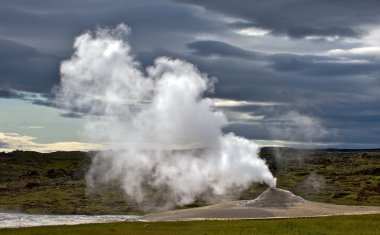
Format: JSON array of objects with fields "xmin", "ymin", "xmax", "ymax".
[
  {"xmin": 46, "ymin": 169, "xmax": 68, "ymax": 178},
  {"xmin": 25, "ymin": 180, "xmax": 41, "ymax": 188},
  {"xmin": 21, "ymin": 170, "xmax": 40, "ymax": 178}
]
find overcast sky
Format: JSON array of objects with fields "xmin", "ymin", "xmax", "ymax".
[{"xmin": 1, "ymin": 0, "xmax": 380, "ymax": 151}]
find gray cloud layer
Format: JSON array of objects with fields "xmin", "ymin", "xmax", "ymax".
[
  {"xmin": 0, "ymin": 0, "xmax": 379, "ymax": 148},
  {"xmin": 174, "ymin": 0, "xmax": 380, "ymax": 39}
]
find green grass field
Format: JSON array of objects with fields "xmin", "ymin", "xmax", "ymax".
[
  {"xmin": 0, "ymin": 214, "xmax": 379, "ymax": 235},
  {"xmin": 0, "ymin": 149, "xmax": 379, "ymax": 214}
]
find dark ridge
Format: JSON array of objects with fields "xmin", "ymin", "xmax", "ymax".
[{"xmin": 260, "ymin": 147, "xmax": 380, "ymax": 154}]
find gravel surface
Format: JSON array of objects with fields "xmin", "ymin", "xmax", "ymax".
[{"xmin": 142, "ymin": 188, "xmax": 380, "ymax": 221}]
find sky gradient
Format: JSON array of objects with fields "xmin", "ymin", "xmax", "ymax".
[{"xmin": 1, "ymin": 0, "xmax": 379, "ymax": 151}]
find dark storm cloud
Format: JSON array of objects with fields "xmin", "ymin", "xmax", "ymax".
[
  {"xmin": 224, "ymin": 123, "xmax": 272, "ymax": 140},
  {"xmin": 174, "ymin": 41, "xmax": 380, "ymax": 147},
  {"xmin": 186, "ymin": 41, "xmax": 380, "ymax": 96},
  {"xmin": 0, "ymin": 88, "xmax": 21, "ymax": 98},
  {"xmin": 31, "ymin": 99, "xmax": 56, "ymax": 107},
  {"xmin": 286, "ymin": 26, "xmax": 361, "ymax": 39},
  {"xmin": 187, "ymin": 40, "xmax": 261, "ymax": 59},
  {"xmin": 0, "ymin": 38, "xmax": 59, "ymax": 93},
  {"xmin": 60, "ymin": 112, "xmax": 83, "ymax": 119},
  {"xmin": 269, "ymin": 54, "xmax": 380, "ymax": 76},
  {"xmin": 174, "ymin": 0, "xmax": 380, "ymax": 39},
  {"xmin": 186, "ymin": 40, "xmax": 380, "ymax": 83},
  {"xmin": 1, "ymin": 0, "xmax": 379, "ymax": 148},
  {"xmin": 0, "ymin": 0, "xmax": 224, "ymax": 54},
  {"xmin": 0, "ymin": 0, "xmax": 225, "ymax": 94}
]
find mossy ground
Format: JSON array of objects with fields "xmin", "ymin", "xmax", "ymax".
[
  {"xmin": 0, "ymin": 148, "xmax": 379, "ymax": 214},
  {"xmin": 259, "ymin": 148, "xmax": 380, "ymax": 206}
]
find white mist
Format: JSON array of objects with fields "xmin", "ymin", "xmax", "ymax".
[{"xmin": 56, "ymin": 24, "xmax": 276, "ymax": 208}]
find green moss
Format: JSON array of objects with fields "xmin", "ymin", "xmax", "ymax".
[{"xmin": 0, "ymin": 149, "xmax": 379, "ymax": 214}]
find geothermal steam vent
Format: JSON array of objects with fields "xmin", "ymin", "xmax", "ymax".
[
  {"xmin": 57, "ymin": 24, "xmax": 277, "ymax": 208},
  {"xmin": 239, "ymin": 188, "xmax": 305, "ymax": 208}
]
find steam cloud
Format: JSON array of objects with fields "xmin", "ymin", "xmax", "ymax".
[
  {"xmin": 269, "ymin": 111, "xmax": 327, "ymax": 143},
  {"xmin": 57, "ymin": 24, "xmax": 276, "ymax": 208}
]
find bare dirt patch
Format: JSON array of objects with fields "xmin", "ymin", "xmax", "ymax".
[{"xmin": 142, "ymin": 188, "xmax": 380, "ymax": 221}]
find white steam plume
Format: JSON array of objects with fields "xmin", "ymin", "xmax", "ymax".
[{"xmin": 56, "ymin": 24, "xmax": 276, "ymax": 208}]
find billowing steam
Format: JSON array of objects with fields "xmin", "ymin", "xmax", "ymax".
[{"xmin": 56, "ymin": 24, "xmax": 276, "ymax": 208}]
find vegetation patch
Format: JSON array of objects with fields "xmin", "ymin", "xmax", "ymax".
[
  {"xmin": 0, "ymin": 214, "xmax": 379, "ymax": 235},
  {"xmin": 0, "ymin": 148, "xmax": 379, "ymax": 214}
]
